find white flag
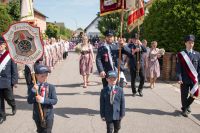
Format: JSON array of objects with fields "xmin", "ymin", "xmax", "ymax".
[
  {"xmin": 126, "ymin": 0, "xmax": 137, "ymax": 10},
  {"xmin": 21, "ymin": 0, "xmax": 34, "ymax": 21}
]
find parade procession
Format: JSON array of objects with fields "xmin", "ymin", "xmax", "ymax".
[{"xmin": 0, "ymin": 0, "xmax": 200, "ymax": 133}]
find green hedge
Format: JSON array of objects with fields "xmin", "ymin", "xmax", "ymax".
[{"xmin": 142, "ymin": 0, "xmax": 200, "ymax": 52}]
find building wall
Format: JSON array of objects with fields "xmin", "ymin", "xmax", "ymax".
[
  {"xmin": 34, "ymin": 12, "xmax": 46, "ymax": 33},
  {"xmin": 85, "ymin": 18, "xmax": 100, "ymax": 38}
]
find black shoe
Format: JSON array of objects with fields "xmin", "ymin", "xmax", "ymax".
[
  {"xmin": 0, "ymin": 117, "xmax": 3, "ymax": 124},
  {"xmin": 12, "ymin": 106, "xmax": 16, "ymax": 115},
  {"xmin": 132, "ymin": 93, "xmax": 137, "ymax": 97},
  {"xmin": 181, "ymin": 107, "xmax": 191, "ymax": 114},
  {"xmin": 0, "ymin": 115, "xmax": 6, "ymax": 124},
  {"xmin": 138, "ymin": 92, "xmax": 143, "ymax": 97},
  {"xmin": 187, "ymin": 107, "xmax": 191, "ymax": 114},
  {"xmin": 181, "ymin": 110, "xmax": 188, "ymax": 117}
]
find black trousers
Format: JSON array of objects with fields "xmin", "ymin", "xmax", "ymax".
[
  {"xmin": 0, "ymin": 88, "xmax": 16, "ymax": 115},
  {"xmin": 180, "ymin": 84, "xmax": 195, "ymax": 110},
  {"xmin": 63, "ymin": 52, "xmax": 68, "ymax": 59},
  {"xmin": 106, "ymin": 120, "xmax": 121, "ymax": 133},
  {"xmin": 130, "ymin": 68, "xmax": 144, "ymax": 94},
  {"xmin": 102, "ymin": 78, "xmax": 108, "ymax": 88},
  {"xmin": 35, "ymin": 119, "xmax": 54, "ymax": 133}
]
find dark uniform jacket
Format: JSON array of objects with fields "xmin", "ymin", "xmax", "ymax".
[
  {"xmin": 27, "ymin": 83, "xmax": 58, "ymax": 121},
  {"xmin": 176, "ymin": 50, "xmax": 200, "ymax": 84},
  {"xmin": 100, "ymin": 85, "xmax": 125, "ymax": 122},
  {"xmin": 127, "ymin": 43, "xmax": 147, "ymax": 71},
  {"xmin": 96, "ymin": 43, "xmax": 132, "ymax": 74},
  {"xmin": 0, "ymin": 52, "xmax": 18, "ymax": 89}
]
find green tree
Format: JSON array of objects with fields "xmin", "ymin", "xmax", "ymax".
[
  {"xmin": 7, "ymin": 0, "xmax": 21, "ymax": 21},
  {"xmin": 0, "ymin": 4, "xmax": 12, "ymax": 35},
  {"xmin": 142, "ymin": 0, "xmax": 200, "ymax": 52},
  {"xmin": 45, "ymin": 24, "xmax": 60, "ymax": 39},
  {"xmin": 98, "ymin": 12, "xmax": 137, "ymax": 38},
  {"xmin": 59, "ymin": 26, "xmax": 73, "ymax": 39}
]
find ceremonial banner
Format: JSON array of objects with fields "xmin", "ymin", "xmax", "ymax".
[
  {"xmin": 2, "ymin": 22, "xmax": 44, "ymax": 64},
  {"xmin": 21, "ymin": 0, "xmax": 34, "ymax": 21},
  {"xmin": 100, "ymin": 0, "xmax": 125, "ymax": 16},
  {"xmin": 127, "ymin": 0, "xmax": 145, "ymax": 32},
  {"xmin": 126, "ymin": 0, "xmax": 137, "ymax": 10}
]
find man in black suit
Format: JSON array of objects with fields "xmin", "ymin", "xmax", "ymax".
[
  {"xmin": 0, "ymin": 37, "xmax": 18, "ymax": 124},
  {"xmin": 127, "ymin": 34, "xmax": 147, "ymax": 97},
  {"xmin": 176, "ymin": 34, "xmax": 200, "ymax": 117},
  {"xmin": 27, "ymin": 64, "xmax": 57, "ymax": 133},
  {"xmin": 96, "ymin": 30, "xmax": 132, "ymax": 87},
  {"xmin": 100, "ymin": 70, "xmax": 125, "ymax": 133}
]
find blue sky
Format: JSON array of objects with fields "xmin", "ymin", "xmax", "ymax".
[{"xmin": 34, "ymin": 0, "xmax": 149, "ymax": 31}]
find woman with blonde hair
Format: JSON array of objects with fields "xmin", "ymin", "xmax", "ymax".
[
  {"xmin": 147, "ymin": 41, "xmax": 165, "ymax": 88},
  {"xmin": 76, "ymin": 35, "xmax": 95, "ymax": 88}
]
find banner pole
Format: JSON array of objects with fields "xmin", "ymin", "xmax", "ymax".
[{"xmin": 118, "ymin": 0, "xmax": 125, "ymax": 82}]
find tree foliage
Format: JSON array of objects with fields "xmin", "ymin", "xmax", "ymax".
[
  {"xmin": 98, "ymin": 12, "xmax": 137, "ymax": 38},
  {"xmin": 45, "ymin": 23, "xmax": 73, "ymax": 40},
  {"xmin": 59, "ymin": 27, "xmax": 73, "ymax": 40},
  {"xmin": 45, "ymin": 24, "xmax": 60, "ymax": 39},
  {"xmin": 7, "ymin": 0, "xmax": 21, "ymax": 21},
  {"xmin": 0, "ymin": 4, "xmax": 12, "ymax": 35},
  {"xmin": 142, "ymin": 0, "xmax": 200, "ymax": 52}
]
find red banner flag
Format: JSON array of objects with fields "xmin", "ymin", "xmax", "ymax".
[
  {"xmin": 100, "ymin": 0, "xmax": 125, "ymax": 16},
  {"xmin": 127, "ymin": 0, "xmax": 145, "ymax": 32}
]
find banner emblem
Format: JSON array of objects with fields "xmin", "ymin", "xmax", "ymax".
[{"xmin": 3, "ymin": 22, "xmax": 43, "ymax": 64}]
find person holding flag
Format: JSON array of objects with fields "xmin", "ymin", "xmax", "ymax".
[
  {"xmin": 96, "ymin": 30, "xmax": 132, "ymax": 87},
  {"xmin": 176, "ymin": 35, "xmax": 200, "ymax": 117},
  {"xmin": 0, "ymin": 37, "xmax": 18, "ymax": 124}
]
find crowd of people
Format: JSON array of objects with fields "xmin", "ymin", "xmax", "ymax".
[{"xmin": 0, "ymin": 31, "xmax": 200, "ymax": 133}]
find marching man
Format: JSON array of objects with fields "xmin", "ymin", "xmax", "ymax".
[
  {"xmin": 176, "ymin": 35, "xmax": 200, "ymax": 117},
  {"xmin": 0, "ymin": 37, "xmax": 18, "ymax": 124}
]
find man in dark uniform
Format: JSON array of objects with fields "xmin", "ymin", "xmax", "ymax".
[
  {"xmin": 127, "ymin": 34, "xmax": 147, "ymax": 97},
  {"xmin": 0, "ymin": 37, "xmax": 18, "ymax": 124},
  {"xmin": 96, "ymin": 30, "xmax": 132, "ymax": 87},
  {"xmin": 176, "ymin": 34, "xmax": 200, "ymax": 117}
]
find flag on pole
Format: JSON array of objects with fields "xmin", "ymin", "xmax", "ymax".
[
  {"xmin": 127, "ymin": 0, "xmax": 145, "ymax": 32},
  {"xmin": 21, "ymin": 0, "xmax": 34, "ymax": 21},
  {"xmin": 100, "ymin": 0, "xmax": 125, "ymax": 16},
  {"xmin": 126, "ymin": 0, "xmax": 137, "ymax": 10}
]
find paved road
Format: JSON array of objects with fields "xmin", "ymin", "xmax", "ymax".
[{"xmin": 1, "ymin": 52, "xmax": 200, "ymax": 133}]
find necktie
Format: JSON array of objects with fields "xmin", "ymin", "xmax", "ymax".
[
  {"xmin": 110, "ymin": 86, "xmax": 115, "ymax": 105},
  {"xmin": 188, "ymin": 51, "xmax": 192, "ymax": 59}
]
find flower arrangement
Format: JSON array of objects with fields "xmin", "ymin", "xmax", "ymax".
[{"xmin": 159, "ymin": 48, "xmax": 165, "ymax": 55}]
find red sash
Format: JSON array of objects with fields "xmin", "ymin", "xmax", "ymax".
[
  {"xmin": 0, "ymin": 51, "xmax": 10, "ymax": 73},
  {"xmin": 178, "ymin": 51, "xmax": 199, "ymax": 97}
]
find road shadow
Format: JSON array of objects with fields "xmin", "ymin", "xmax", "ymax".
[
  {"xmin": 55, "ymin": 107, "xmax": 99, "ymax": 118},
  {"xmin": 56, "ymin": 92, "xmax": 80, "ymax": 96},
  {"xmin": 192, "ymin": 114, "xmax": 200, "ymax": 121},
  {"xmin": 84, "ymin": 91, "xmax": 100, "ymax": 96},
  {"xmin": 15, "ymin": 100, "xmax": 32, "ymax": 111},
  {"xmin": 54, "ymin": 83, "xmax": 82, "ymax": 88},
  {"xmin": 126, "ymin": 108, "xmax": 181, "ymax": 117},
  {"xmin": 14, "ymin": 95, "xmax": 27, "ymax": 99},
  {"xmin": 15, "ymin": 100, "xmax": 100, "ymax": 119}
]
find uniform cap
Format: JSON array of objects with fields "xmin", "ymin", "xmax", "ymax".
[
  {"xmin": 104, "ymin": 30, "xmax": 114, "ymax": 37},
  {"xmin": 107, "ymin": 71, "xmax": 118, "ymax": 78},
  {"xmin": 35, "ymin": 64, "xmax": 50, "ymax": 74},
  {"xmin": 185, "ymin": 34, "xmax": 195, "ymax": 42}
]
